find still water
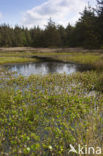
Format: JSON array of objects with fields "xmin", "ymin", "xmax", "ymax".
[{"xmin": 5, "ymin": 62, "xmax": 90, "ymax": 76}]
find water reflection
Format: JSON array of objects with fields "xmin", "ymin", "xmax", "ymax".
[{"xmin": 5, "ymin": 62, "xmax": 90, "ymax": 76}]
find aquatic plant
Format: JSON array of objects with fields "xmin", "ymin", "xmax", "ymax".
[{"xmin": 0, "ymin": 71, "xmax": 103, "ymax": 155}]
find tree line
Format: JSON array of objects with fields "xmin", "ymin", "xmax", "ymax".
[{"xmin": 0, "ymin": 0, "xmax": 103, "ymax": 49}]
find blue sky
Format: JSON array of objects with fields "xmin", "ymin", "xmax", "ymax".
[{"xmin": 0, "ymin": 0, "xmax": 97, "ymax": 28}]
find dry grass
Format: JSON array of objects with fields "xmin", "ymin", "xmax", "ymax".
[{"xmin": 0, "ymin": 47, "xmax": 103, "ymax": 53}]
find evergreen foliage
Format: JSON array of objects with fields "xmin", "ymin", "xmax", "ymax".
[{"xmin": 0, "ymin": 1, "xmax": 102, "ymax": 49}]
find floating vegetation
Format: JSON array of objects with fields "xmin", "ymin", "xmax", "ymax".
[{"xmin": 0, "ymin": 70, "xmax": 103, "ymax": 155}]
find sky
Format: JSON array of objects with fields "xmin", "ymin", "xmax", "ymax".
[{"xmin": 0, "ymin": 0, "xmax": 97, "ymax": 28}]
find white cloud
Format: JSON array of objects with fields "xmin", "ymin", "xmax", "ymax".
[{"xmin": 21, "ymin": 0, "xmax": 90, "ymax": 28}]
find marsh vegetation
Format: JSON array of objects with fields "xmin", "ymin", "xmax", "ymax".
[
  {"xmin": 0, "ymin": 48, "xmax": 103, "ymax": 155},
  {"xmin": 0, "ymin": 0, "xmax": 103, "ymax": 155}
]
